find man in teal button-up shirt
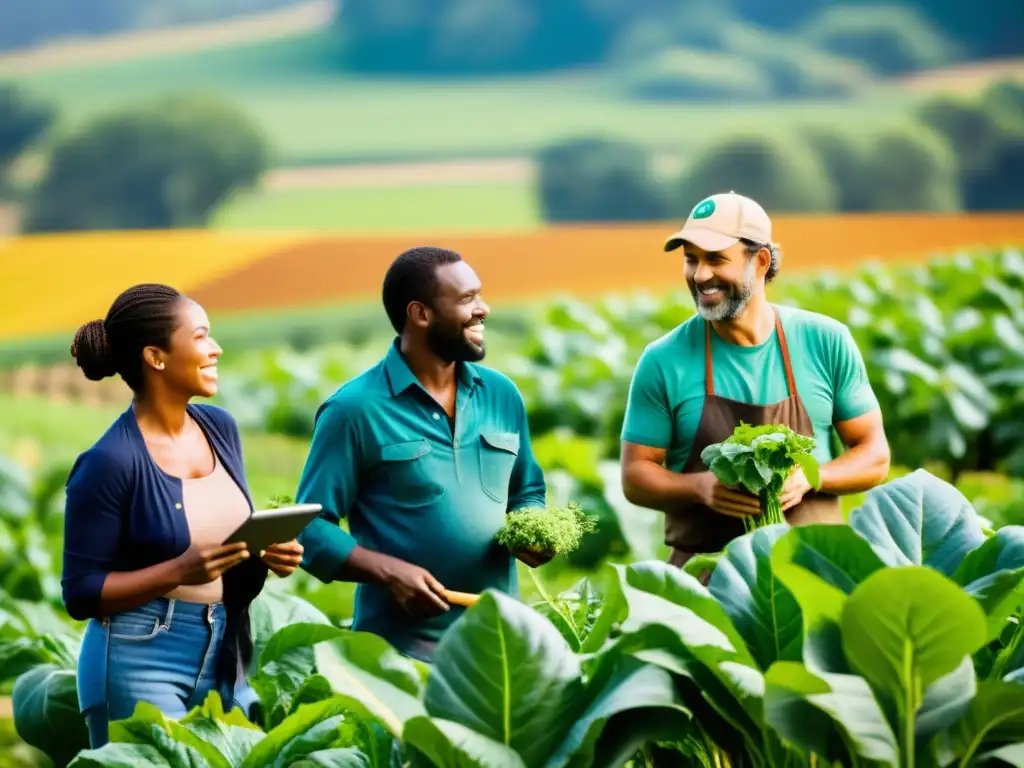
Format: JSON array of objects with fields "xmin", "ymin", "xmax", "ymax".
[{"xmin": 294, "ymin": 246, "xmax": 548, "ymax": 660}]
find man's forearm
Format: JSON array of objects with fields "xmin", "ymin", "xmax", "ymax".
[
  {"xmin": 819, "ymin": 441, "xmax": 891, "ymax": 495},
  {"xmin": 622, "ymin": 460, "xmax": 706, "ymax": 512},
  {"xmin": 337, "ymin": 545, "xmax": 393, "ymax": 587}
]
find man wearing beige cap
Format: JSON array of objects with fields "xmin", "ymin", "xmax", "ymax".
[{"xmin": 619, "ymin": 192, "xmax": 891, "ymax": 576}]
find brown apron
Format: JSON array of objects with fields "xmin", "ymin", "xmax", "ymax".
[{"xmin": 667, "ymin": 312, "xmax": 842, "ymax": 578}]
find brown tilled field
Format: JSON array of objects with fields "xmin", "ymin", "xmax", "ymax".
[{"xmin": 187, "ymin": 214, "xmax": 1024, "ymax": 313}]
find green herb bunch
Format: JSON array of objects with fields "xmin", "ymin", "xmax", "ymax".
[
  {"xmin": 496, "ymin": 501, "xmax": 598, "ymax": 554},
  {"xmin": 699, "ymin": 422, "xmax": 820, "ymax": 531}
]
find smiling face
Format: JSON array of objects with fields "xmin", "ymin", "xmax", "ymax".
[
  {"xmin": 684, "ymin": 241, "xmax": 768, "ymax": 322},
  {"xmin": 422, "ymin": 261, "xmax": 490, "ymax": 363},
  {"xmin": 144, "ymin": 300, "xmax": 223, "ymax": 398}
]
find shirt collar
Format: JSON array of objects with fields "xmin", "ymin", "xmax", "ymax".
[{"xmin": 384, "ymin": 337, "xmax": 482, "ymax": 397}]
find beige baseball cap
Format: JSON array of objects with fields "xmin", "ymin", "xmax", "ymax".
[{"xmin": 664, "ymin": 191, "xmax": 772, "ymax": 252}]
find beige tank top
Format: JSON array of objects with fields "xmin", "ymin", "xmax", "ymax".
[{"xmin": 165, "ymin": 456, "xmax": 252, "ymax": 604}]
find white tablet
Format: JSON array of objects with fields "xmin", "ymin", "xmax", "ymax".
[{"xmin": 222, "ymin": 503, "xmax": 323, "ymax": 554}]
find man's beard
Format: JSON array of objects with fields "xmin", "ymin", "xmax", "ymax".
[
  {"xmin": 426, "ymin": 319, "xmax": 486, "ymax": 363},
  {"xmin": 690, "ymin": 259, "xmax": 756, "ymax": 322}
]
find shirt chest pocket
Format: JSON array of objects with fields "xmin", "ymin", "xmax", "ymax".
[
  {"xmin": 479, "ymin": 431, "xmax": 519, "ymax": 504},
  {"xmin": 379, "ymin": 440, "xmax": 445, "ymax": 504}
]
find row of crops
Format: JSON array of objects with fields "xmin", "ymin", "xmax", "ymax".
[
  {"xmin": 0, "ymin": 245, "xmax": 1023, "ymax": 765},
  {"xmin": 4, "ymin": 461, "xmax": 1024, "ymax": 766}
]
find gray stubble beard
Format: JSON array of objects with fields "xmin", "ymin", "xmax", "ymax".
[{"xmin": 693, "ymin": 258, "xmax": 757, "ymax": 322}]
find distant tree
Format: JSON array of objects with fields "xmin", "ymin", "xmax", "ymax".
[
  {"xmin": 902, "ymin": 0, "xmax": 1022, "ymax": 58},
  {"xmin": 708, "ymin": 0, "xmax": 1019, "ymax": 59},
  {"xmin": 735, "ymin": 35, "xmax": 872, "ymax": 98},
  {"xmin": 676, "ymin": 133, "xmax": 838, "ymax": 213},
  {"xmin": 0, "ymin": 84, "xmax": 54, "ymax": 175},
  {"xmin": 797, "ymin": 125, "xmax": 875, "ymax": 212},
  {"xmin": 606, "ymin": 1, "xmax": 737, "ymax": 62},
  {"xmin": 800, "ymin": 4, "xmax": 957, "ymax": 75},
  {"xmin": 976, "ymin": 81, "xmax": 1024, "ymax": 211},
  {"xmin": 618, "ymin": 48, "xmax": 771, "ymax": 102},
  {"xmin": 916, "ymin": 94, "xmax": 1006, "ymax": 179},
  {"xmin": 535, "ymin": 137, "xmax": 671, "ymax": 223},
  {"xmin": 915, "ymin": 87, "xmax": 1024, "ymax": 211},
  {"xmin": 728, "ymin": 0, "xmax": 830, "ymax": 31},
  {"xmin": 613, "ymin": 13, "xmax": 871, "ymax": 102},
  {"xmin": 983, "ymin": 80, "xmax": 1024, "ymax": 129},
  {"xmin": 863, "ymin": 122, "xmax": 961, "ymax": 211},
  {"xmin": 23, "ymin": 93, "xmax": 270, "ymax": 232},
  {"xmin": 336, "ymin": 0, "xmax": 614, "ymax": 74}
]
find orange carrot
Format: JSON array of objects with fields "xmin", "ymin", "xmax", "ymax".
[{"xmin": 443, "ymin": 590, "xmax": 479, "ymax": 607}]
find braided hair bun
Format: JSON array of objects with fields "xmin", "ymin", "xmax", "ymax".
[
  {"xmin": 69, "ymin": 284, "xmax": 184, "ymax": 392},
  {"xmin": 70, "ymin": 319, "xmax": 118, "ymax": 381}
]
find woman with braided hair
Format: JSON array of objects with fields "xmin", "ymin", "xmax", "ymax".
[{"xmin": 62, "ymin": 283, "xmax": 304, "ymax": 747}]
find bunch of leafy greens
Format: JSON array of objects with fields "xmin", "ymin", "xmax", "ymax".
[
  {"xmin": 496, "ymin": 501, "xmax": 598, "ymax": 553},
  {"xmin": 699, "ymin": 422, "xmax": 819, "ymax": 530}
]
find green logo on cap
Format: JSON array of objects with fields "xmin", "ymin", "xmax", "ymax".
[{"xmin": 692, "ymin": 199, "xmax": 716, "ymax": 219}]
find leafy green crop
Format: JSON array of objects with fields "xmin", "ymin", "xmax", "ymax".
[
  {"xmin": 12, "ymin": 664, "xmax": 88, "ymax": 767},
  {"xmin": 495, "ymin": 501, "xmax": 598, "ymax": 553},
  {"xmin": 10, "ymin": 466, "xmax": 1024, "ymax": 768},
  {"xmin": 700, "ymin": 423, "xmax": 820, "ymax": 530}
]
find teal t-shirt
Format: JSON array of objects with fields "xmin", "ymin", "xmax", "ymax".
[{"xmin": 620, "ymin": 305, "xmax": 879, "ymax": 470}]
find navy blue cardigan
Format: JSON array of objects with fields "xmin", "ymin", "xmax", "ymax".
[{"xmin": 61, "ymin": 403, "xmax": 268, "ymax": 684}]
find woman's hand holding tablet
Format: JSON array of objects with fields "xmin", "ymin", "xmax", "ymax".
[
  {"xmin": 222, "ymin": 503, "xmax": 323, "ymax": 555},
  {"xmin": 260, "ymin": 540, "xmax": 304, "ymax": 577}
]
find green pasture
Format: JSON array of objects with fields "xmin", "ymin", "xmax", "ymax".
[
  {"xmin": 212, "ymin": 180, "xmax": 541, "ymax": 231},
  {"xmin": 9, "ymin": 30, "xmax": 916, "ymax": 166}
]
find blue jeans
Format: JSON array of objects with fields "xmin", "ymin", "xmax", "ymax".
[{"xmin": 78, "ymin": 597, "xmax": 257, "ymax": 748}]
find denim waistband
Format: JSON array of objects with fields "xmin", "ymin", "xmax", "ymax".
[{"xmin": 107, "ymin": 597, "xmax": 227, "ymax": 628}]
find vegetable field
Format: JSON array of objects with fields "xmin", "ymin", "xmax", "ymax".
[
  {"xmin": 1, "ymin": 245, "xmax": 1024, "ymax": 765},
  {"xmin": 6, "ymin": 466, "xmax": 1024, "ymax": 767}
]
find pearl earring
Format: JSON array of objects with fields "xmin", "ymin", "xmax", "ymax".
[{"xmin": 156, "ymin": 362, "xmax": 165, "ymax": 370}]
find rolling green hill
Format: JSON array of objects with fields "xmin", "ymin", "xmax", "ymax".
[{"xmin": 10, "ymin": 29, "xmax": 916, "ymax": 167}]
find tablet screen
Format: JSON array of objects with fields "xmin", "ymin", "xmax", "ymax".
[{"xmin": 223, "ymin": 503, "xmax": 323, "ymax": 553}]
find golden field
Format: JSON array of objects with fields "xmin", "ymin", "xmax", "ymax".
[
  {"xmin": 0, "ymin": 230, "xmax": 302, "ymax": 339},
  {"xmin": 4, "ymin": 213, "xmax": 1024, "ymax": 340}
]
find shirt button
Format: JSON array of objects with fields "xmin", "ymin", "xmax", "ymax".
[{"xmin": 433, "ymin": 413, "xmax": 441, "ymax": 420}]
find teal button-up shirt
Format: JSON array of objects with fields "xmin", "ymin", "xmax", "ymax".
[{"xmin": 294, "ymin": 338, "xmax": 547, "ymax": 653}]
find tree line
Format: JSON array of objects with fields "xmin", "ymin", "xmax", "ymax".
[
  {"xmin": 333, "ymin": 0, "xmax": 1021, "ymax": 76},
  {"xmin": 537, "ymin": 80, "xmax": 1024, "ymax": 223},
  {"xmin": 5, "ymin": 1, "xmax": 1020, "ymax": 76}
]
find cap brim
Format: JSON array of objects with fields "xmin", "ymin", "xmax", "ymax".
[{"xmin": 663, "ymin": 228, "xmax": 740, "ymax": 253}]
